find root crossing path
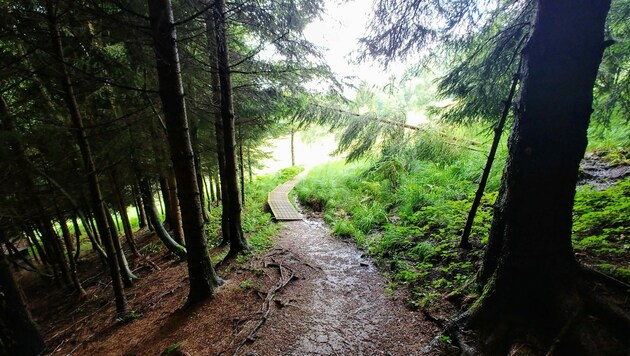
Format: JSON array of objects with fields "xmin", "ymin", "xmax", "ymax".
[{"xmin": 241, "ymin": 217, "xmax": 438, "ymax": 355}]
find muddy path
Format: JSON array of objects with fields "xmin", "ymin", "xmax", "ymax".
[{"xmin": 240, "ymin": 217, "xmax": 437, "ymax": 355}]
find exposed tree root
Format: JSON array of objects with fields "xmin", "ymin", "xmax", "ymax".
[
  {"xmin": 582, "ymin": 265, "xmax": 630, "ymax": 291},
  {"xmin": 232, "ymin": 260, "xmax": 297, "ymax": 356}
]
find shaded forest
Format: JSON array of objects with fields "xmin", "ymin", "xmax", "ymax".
[{"xmin": 1, "ymin": 0, "xmax": 629, "ymax": 355}]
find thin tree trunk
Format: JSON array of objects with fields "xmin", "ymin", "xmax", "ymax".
[
  {"xmin": 105, "ymin": 210, "xmax": 137, "ymax": 287},
  {"xmin": 139, "ymin": 179, "xmax": 187, "ymax": 259},
  {"xmin": 203, "ymin": 174, "xmax": 213, "ymax": 209},
  {"xmin": 45, "ymin": 0, "xmax": 127, "ymax": 315},
  {"xmin": 214, "ymin": 0, "xmax": 249, "ymax": 258},
  {"xmin": 72, "ymin": 214, "xmax": 82, "ymax": 261},
  {"xmin": 459, "ymin": 62, "xmax": 521, "ymax": 249},
  {"xmin": 159, "ymin": 176, "xmax": 171, "ymax": 226},
  {"xmin": 133, "ymin": 183, "xmax": 148, "ymax": 229},
  {"xmin": 167, "ymin": 169, "xmax": 185, "ymax": 244},
  {"xmin": 110, "ymin": 170, "xmax": 140, "ymax": 257},
  {"xmin": 57, "ymin": 213, "xmax": 86, "ymax": 296},
  {"xmin": 205, "ymin": 7, "xmax": 230, "ymax": 246},
  {"xmin": 0, "ymin": 231, "xmax": 45, "ymax": 356},
  {"xmin": 148, "ymin": 0, "xmax": 223, "ymax": 303},
  {"xmin": 45, "ymin": 219, "xmax": 72, "ymax": 287},
  {"xmin": 238, "ymin": 134, "xmax": 246, "ymax": 207}
]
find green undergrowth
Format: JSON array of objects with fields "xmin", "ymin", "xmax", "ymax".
[
  {"xmin": 297, "ymin": 124, "xmax": 630, "ymax": 309},
  {"xmin": 573, "ymin": 178, "xmax": 630, "ymax": 282},
  {"xmin": 296, "ymin": 129, "xmax": 505, "ymax": 309},
  {"xmin": 206, "ymin": 166, "xmax": 304, "ymax": 256},
  {"xmin": 587, "ymin": 119, "xmax": 630, "ymax": 164}
]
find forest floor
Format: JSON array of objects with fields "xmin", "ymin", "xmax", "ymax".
[{"xmin": 24, "ymin": 213, "xmax": 443, "ymax": 355}]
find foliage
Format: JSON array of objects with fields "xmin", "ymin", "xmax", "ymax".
[
  {"xmin": 573, "ymin": 178, "xmax": 630, "ymax": 258},
  {"xmin": 206, "ymin": 167, "xmax": 304, "ymax": 254},
  {"xmin": 298, "ymin": 122, "xmax": 630, "ymax": 308},
  {"xmin": 296, "ymin": 127, "xmax": 503, "ymax": 307}
]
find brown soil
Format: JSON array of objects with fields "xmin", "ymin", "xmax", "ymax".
[{"xmin": 25, "ymin": 216, "xmax": 439, "ymax": 356}]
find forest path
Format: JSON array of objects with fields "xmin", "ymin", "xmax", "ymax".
[
  {"xmin": 240, "ymin": 216, "xmax": 437, "ymax": 355},
  {"xmin": 268, "ymin": 174, "xmax": 304, "ymax": 220}
]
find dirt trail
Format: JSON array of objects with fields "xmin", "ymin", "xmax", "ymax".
[{"xmin": 241, "ymin": 217, "xmax": 437, "ymax": 355}]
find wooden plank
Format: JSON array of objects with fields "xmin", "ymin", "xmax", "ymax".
[{"xmin": 268, "ymin": 177, "xmax": 303, "ymax": 221}]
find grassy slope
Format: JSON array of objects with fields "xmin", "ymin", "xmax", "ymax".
[{"xmin": 296, "ymin": 123, "xmax": 629, "ymax": 311}]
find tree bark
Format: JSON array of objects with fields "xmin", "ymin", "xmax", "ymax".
[
  {"xmin": 204, "ymin": 6, "xmax": 231, "ymax": 246},
  {"xmin": 45, "ymin": 0, "xmax": 128, "ymax": 315},
  {"xmin": 57, "ymin": 213, "xmax": 86, "ymax": 296},
  {"xmin": 105, "ymin": 210, "xmax": 137, "ymax": 287},
  {"xmin": 238, "ymin": 134, "xmax": 246, "ymax": 207},
  {"xmin": 467, "ymin": 0, "xmax": 612, "ymax": 352},
  {"xmin": 148, "ymin": 0, "xmax": 222, "ymax": 303},
  {"xmin": 72, "ymin": 214, "xmax": 82, "ymax": 261},
  {"xmin": 139, "ymin": 179, "xmax": 187, "ymax": 259},
  {"xmin": 159, "ymin": 176, "xmax": 172, "ymax": 227},
  {"xmin": 0, "ymin": 231, "xmax": 45, "ymax": 356},
  {"xmin": 167, "ymin": 168, "xmax": 185, "ymax": 244},
  {"xmin": 110, "ymin": 170, "xmax": 140, "ymax": 258},
  {"xmin": 214, "ymin": 0, "xmax": 249, "ymax": 258}
]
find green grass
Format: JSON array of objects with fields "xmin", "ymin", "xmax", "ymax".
[{"xmin": 296, "ymin": 121, "xmax": 630, "ymax": 308}]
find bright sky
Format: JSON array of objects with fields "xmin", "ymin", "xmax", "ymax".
[{"xmin": 302, "ymin": 0, "xmax": 408, "ymax": 88}]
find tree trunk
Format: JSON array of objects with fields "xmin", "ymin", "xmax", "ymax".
[
  {"xmin": 133, "ymin": 183, "xmax": 148, "ymax": 230},
  {"xmin": 45, "ymin": 219, "xmax": 72, "ymax": 287},
  {"xmin": 105, "ymin": 210, "xmax": 137, "ymax": 287},
  {"xmin": 191, "ymin": 122, "xmax": 210, "ymax": 222},
  {"xmin": 159, "ymin": 176, "xmax": 172, "ymax": 226},
  {"xmin": 45, "ymin": 0, "xmax": 128, "ymax": 315},
  {"xmin": 72, "ymin": 214, "xmax": 82, "ymax": 261},
  {"xmin": 110, "ymin": 170, "xmax": 140, "ymax": 258},
  {"xmin": 204, "ymin": 7, "xmax": 231, "ymax": 246},
  {"xmin": 57, "ymin": 213, "xmax": 86, "ymax": 296},
  {"xmin": 0, "ymin": 231, "xmax": 45, "ymax": 356},
  {"xmin": 148, "ymin": 0, "xmax": 223, "ymax": 303},
  {"xmin": 459, "ymin": 65, "xmax": 521, "ymax": 249},
  {"xmin": 167, "ymin": 169, "xmax": 185, "ymax": 244},
  {"xmin": 214, "ymin": 0, "xmax": 249, "ymax": 258},
  {"xmin": 203, "ymin": 174, "xmax": 213, "ymax": 209},
  {"xmin": 466, "ymin": 0, "xmax": 612, "ymax": 352},
  {"xmin": 238, "ymin": 134, "xmax": 246, "ymax": 207},
  {"xmin": 139, "ymin": 179, "xmax": 187, "ymax": 259}
]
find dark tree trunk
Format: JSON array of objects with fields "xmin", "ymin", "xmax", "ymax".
[
  {"xmin": 133, "ymin": 183, "xmax": 148, "ymax": 229},
  {"xmin": 0, "ymin": 231, "xmax": 45, "ymax": 356},
  {"xmin": 167, "ymin": 169, "xmax": 185, "ymax": 244},
  {"xmin": 203, "ymin": 174, "xmax": 213, "ymax": 209},
  {"xmin": 45, "ymin": 219, "xmax": 72, "ymax": 287},
  {"xmin": 191, "ymin": 122, "xmax": 210, "ymax": 222},
  {"xmin": 24, "ymin": 227, "xmax": 43, "ymax": 265},
  {"xmin": 139, "ymin": 179, "xmax": 187, "ymax": 259},
  {"xmin": 72, "ymin": 214, "xmax": 82, "ymax": 261},
  {"xmin": 159, "ymin": 176, "xmax": 172, "ymax": 226},
  {"xmin": 148, "ymin": 0, "xmax": 222, "ymax": 303},
  {"xmin": 214, "ymin": 0, "xmax": 249, "ymax": 258},
  {"xmin": 45, "ymin": 0, "xmax": 128, "ymax": 315},
  {"xmin": 105, "ymin": 210, "xmax": 137, "ymax": 287},
  {"xmin": 465, "ymin": 0, "xmax": 612, "ymax": 352},
  {"xmin": 110, "ymin": 170, "xmax": 140, "ymax": 258},
  {"xmin": 205, "ymin": 7, "xmax": 231, "ymax": 246},
  {"xmin": 238, "ymin": 134, "xmax": 246, "ymax": 207},
  {"xmin": 57, "ymin": 213, "xmax": 86, "ymax": 296}
]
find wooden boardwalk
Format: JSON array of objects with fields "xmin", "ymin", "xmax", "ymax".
[{"xmin": 268, "ymin": 174, "xmax": 304, "ymax": 221}]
